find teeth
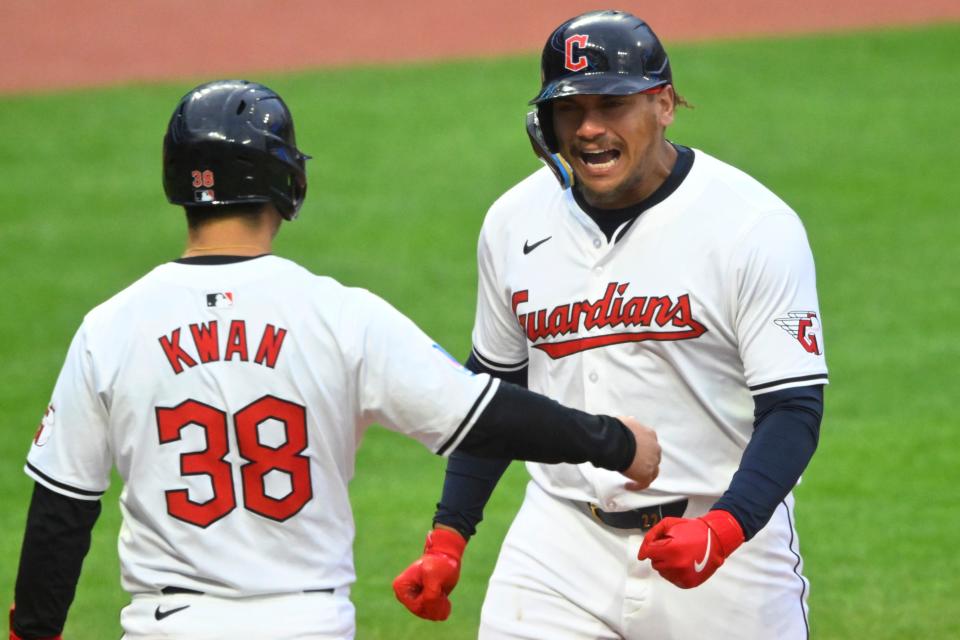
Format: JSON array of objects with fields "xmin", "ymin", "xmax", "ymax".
[{"xmin": 581, "ymin": 149, "xmax": 618, "ymax": 170}]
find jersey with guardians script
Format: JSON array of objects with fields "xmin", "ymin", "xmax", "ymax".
[
  {"xmin": 25, "ymin": 255, "xmax": 497, "ymax": 597},
  {"xmin": 471, "ymin": 149, "xmax": 828, "ymax": 512}
]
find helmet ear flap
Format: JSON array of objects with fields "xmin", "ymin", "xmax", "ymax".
[
  {"xmin": 536, "ymin": 103, "xmax": 558, "ymax": 152},
  {"xmin": 525, "ymin": 110, "xmax": 574, "ymax": 190},
  {"xmin": 279, "ymin": 162, "xmax": 308, "ymax": 220}
]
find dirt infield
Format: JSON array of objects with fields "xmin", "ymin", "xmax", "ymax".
[{"xmin": 2, "ymin": 0, "xmax": 958, "ymax": 94}]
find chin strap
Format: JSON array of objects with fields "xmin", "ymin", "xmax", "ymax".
[{"xmin": 526, "ymin": 111, "xmax": 574, "ymax": 190}]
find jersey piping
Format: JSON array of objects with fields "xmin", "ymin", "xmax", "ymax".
[
  {"xmin": 436, "ymin": 377, "xmax": 497, "ymax": 456},
  {"xmin": 748, "ymin": 373, "xmax": 829, "ymax": 393},
  {"xmin": 471, "ymin": 346, "xmax": 528, "ymax": 372},
  {"xmin": 25, "ymin": 462, "xmax": 106, "ymax": 500}
]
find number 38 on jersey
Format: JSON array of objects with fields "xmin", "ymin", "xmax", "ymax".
[{"xmin": 156, "ymin": 395, "xmax": 312, "ymax": 528}]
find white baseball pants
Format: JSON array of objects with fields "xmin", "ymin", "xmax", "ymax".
[
  {"xmin": 479, "ymin": 481, "xmax": 810, "ymax": 639},
  {"xmin": 120, "ymin": 588, "xmax": 355, "ymax": 639}
]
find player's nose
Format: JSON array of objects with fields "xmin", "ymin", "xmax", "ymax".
[{"xmin": 575, "ymin": 109, "xmax": 607, "ymax": 140}]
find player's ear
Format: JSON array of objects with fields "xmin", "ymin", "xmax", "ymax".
[{"xmin": 655, "ymin": 85, "xmax": 676, "ymax": 127}]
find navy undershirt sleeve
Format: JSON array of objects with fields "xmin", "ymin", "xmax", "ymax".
[
  {"xmin": 433, "ymin": 351, "xmax": 526, "ymax": 539},
  {"xmin": 455, "ymin": 382, "xmax": 635, "ymax": 470},
  {"xmin": 712, "ymin": 385, "xmax": 824, "ymax": 540},
  {"xmin": 13, "ymin": 482, "xmax": 100, "ymax": 639}
]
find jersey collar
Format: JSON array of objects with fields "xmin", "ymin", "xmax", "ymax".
[
  {"xmin": 173, "ymin": 254, "xmax": 272, "ymax": 265},
  {"xmin": 571, "ymin": 144, "xmax": 695, "ymax": 242}
]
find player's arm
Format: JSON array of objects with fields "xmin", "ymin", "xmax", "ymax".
[
  {"xmin": 429, "ymin": 216, "xmax": 536, "ymax": 542},
  {"xmin": 431, "ymin": 350, "xmax": 523, "ymax": 540},
  {"xmin": 12, "ymin": 325, "xmax": 112, "ymax": 637},
  {"xmin": 399, "ymin": 352, "xmax": 518, "ymax": 622},
  {"xmin": 393, "ymin": 343, "xmax": 663, "ymax": 619},
  {"xmin": 10, "ymin": 483, "xmax": 101, "ymax": 640},
  {"xmin": 712, "ymin": 384, "xmax": 823, "ymax": 537},
  {"xmin": 393, "ymin": 347, "xmax": 660, "ymax": 620},
  {"xmin": 639, "ymin": 385, "xmax": 822, "ymax": 588}
]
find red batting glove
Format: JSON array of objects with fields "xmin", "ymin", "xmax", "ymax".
[
  {"xmin": 637, "ymin": 510, "xmax": 745, "ymax": 589},
  {"xmin": 9, "ymin": 604, "xmax": 62, "ymax": 640},
  {"xmin": 392, "ymin": 528, "xmax": 467, "ymax": 621}
]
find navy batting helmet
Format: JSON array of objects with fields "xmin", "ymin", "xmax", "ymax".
[
  {"xmin": 163, "ymin": 80, "xmax": 310, "ymax": 220},
  {"xmin": 526, "ymin": 11, "xmax": 672, "ymax": 187}
]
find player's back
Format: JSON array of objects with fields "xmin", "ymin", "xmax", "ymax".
[{"xmin": 37, "ymin": 255, "xmax": 370, "ymax": 596}]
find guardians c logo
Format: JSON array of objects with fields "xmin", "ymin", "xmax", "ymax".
[{"xmin": 564, "ymin": 35, "xmax": 589, "ymax": 72}]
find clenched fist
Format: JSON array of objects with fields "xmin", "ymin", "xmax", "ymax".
[
  {"xmin": 616, "ymin": 416, "xmax": 661, "ymax": 489},
  {"xmin": 638, "ymin": 510, "xmax": 745, "ymax": 589},
  {"xmin": 392, "ymin": 528, "xmax": 467, "ymax": 621}
]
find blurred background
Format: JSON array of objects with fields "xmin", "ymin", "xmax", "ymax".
[{"xmin": 1, "ymin": 2, "xmax": 958, "ymax": 638}]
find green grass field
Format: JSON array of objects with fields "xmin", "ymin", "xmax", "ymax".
[{"xmin": 1, "ymin": 23, "xmax": 958, "ymax": 639}]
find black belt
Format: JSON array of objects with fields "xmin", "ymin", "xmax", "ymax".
[
  {"xmin": 161, "ymin": 586, "xmax": 335, "ymax": 595},
  {"xmin": 583, "ymin": 498, "xmax": 688, "ymax": 531}
]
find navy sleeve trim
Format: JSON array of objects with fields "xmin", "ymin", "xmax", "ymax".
[
  {"xmin": 471, "ymin": 347, "xmax": 527, "ymax": 372},
  {"xmin": 749, "ymin": 373, "xmax": 828, "ymax": 392},
  {"xmin": 436, "ymin": 377, "xmax": 495, "ymax": 456},
  {"xmin": 25, "ymin": 462, "xmax": 105, "ymax": 498}
]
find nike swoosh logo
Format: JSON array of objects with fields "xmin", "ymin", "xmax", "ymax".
[
  {"xmin": 154, "ymin": 604, "xmax": 190, "ymax": 621},
  {"xmin": 523, "ymin": 236, "xmax": 552, "ymax": 255},
  {"xmin": 693, "ymin": 533, "xmax": 712, "ymax": 573}
]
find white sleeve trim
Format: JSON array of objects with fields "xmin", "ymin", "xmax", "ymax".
[
  {"xmin": 748, "ymin": 374, "xmax": 829, "ymax": 396},
  {"xmin": 471, "ymin": 347, "xmax": 528, "ymax": 373},
  {"xmin": 435, "ymin": 377, "xmax": 501, "ymax": 456}
]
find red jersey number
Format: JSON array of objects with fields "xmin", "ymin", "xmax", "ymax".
[{"xmin": 156, "ymin": 396, "xmax": 311, "ymax": 528}]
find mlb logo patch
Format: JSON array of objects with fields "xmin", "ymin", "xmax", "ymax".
[
  {"xmin": 206, "ymin": 292, "xmax": 234, "ymax": 308},
  {"xmin": 194, "ymin": 189, "xmax": 216, "ymax": 203},
  {"xmin": 432, "ymin": 343, "xmax": 474, "ymax": 375}
]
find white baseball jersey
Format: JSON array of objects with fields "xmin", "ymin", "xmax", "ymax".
[
  {"xmin": 472, "ymin": 149, "xmax": 828, "ymax": 511},
  {"xmin": 25, "ymin": 255, "xmax": 498, "ymax": 597}
]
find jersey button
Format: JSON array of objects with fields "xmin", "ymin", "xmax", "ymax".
[
  {"xmin": 593, "ymin": 239, "xmax": 602, "ymax": 248},
  {"xmin": 588, "ymin": 371, "xmax": 599, "ymax": 383},
  {"xmin": 594, "ymin": 266, "xmax": 603, "ymax": 274}
]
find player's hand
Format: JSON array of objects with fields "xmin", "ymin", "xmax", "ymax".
[
  {"xmin": 392, "ymin": 527, "xmax": 467, "ymax": 621},
  {"xmin": 637, "ymin": 510, "xmax": 745, "ymax": 588},
  {"xmin": 616, "ymin": 416, "xmax": 660, "ymax": 489},
  {"xmin": 8, "ymin": 603, "xmax": 62, "ymax": 640}
]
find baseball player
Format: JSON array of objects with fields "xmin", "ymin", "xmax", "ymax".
[
  {"xmin": 393, "ymin": 10, "xmax": 828, "ymax": 639},
  {"xmin": 8, "ymin": 79, "xmax": 663, "ymax": 640}
]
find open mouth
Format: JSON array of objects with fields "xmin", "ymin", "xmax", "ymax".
[{"xmin": 579, "ymin": 149, "xmax": 621, "ymax": 171}]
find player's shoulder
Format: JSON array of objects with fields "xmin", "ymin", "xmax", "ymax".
[
  {"xmin": 247, "ymin": 255, "xmax": 351, "ymax": 296},
  {"xmin": 689, "ymin": 148, "xmax": 797, "ymax": 221},
  {"xmin": 482, "ymin": 166, "xmax": 562, "ymax": 234},
  {"xmin": 80, "ymin": 262, "xmax": 176, "ymax": 331}
]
